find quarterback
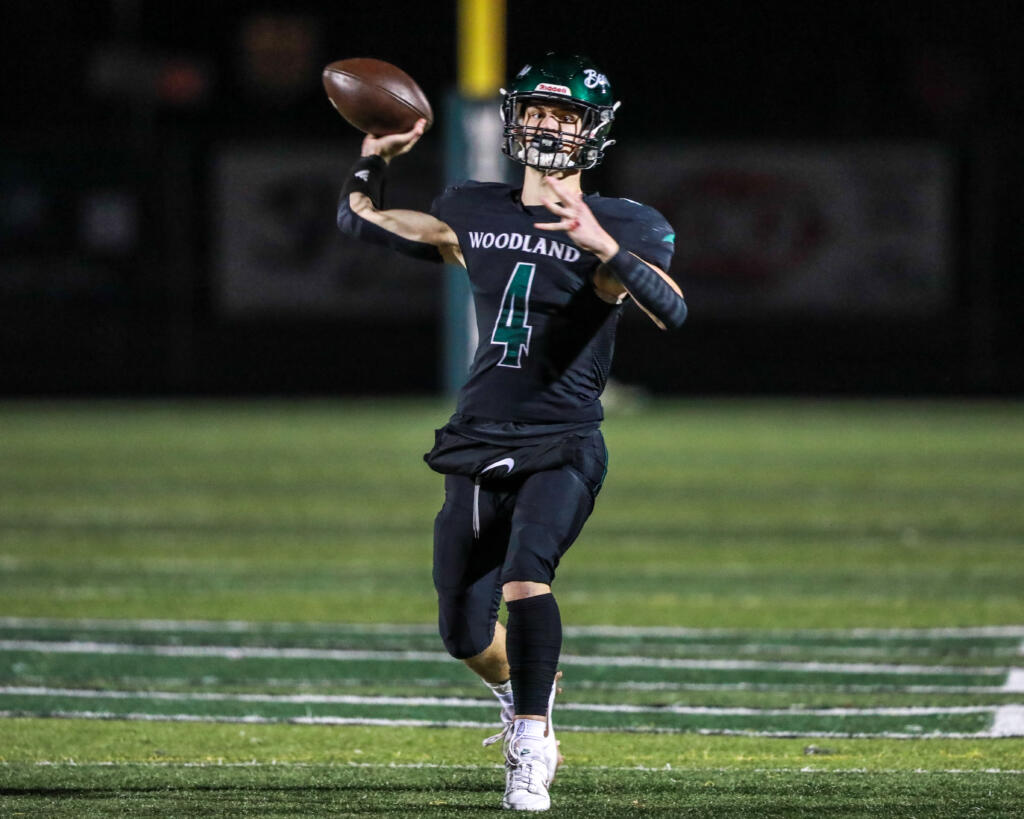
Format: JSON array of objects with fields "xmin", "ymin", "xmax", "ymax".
[{"xmin": 337, "ymin": 53, "xmax": 686, "ymax": 811}]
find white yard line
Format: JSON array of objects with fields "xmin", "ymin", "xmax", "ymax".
[
  {"xmin": 0, "ymin": 639, "xmax": 1013, "ymax": 678},
  {"xmin": 573, "ymin": 680, "xmax": 1016, "ymax": 694},
  {"xmin": 991, "ymin": 706, "xmax": 1024, "ymax": 737},
  {"xmin": 557, "ymin": 653, "xmax": 1010, "ymax": 676},
  {"xmin": 7, "ymin": 761, "xmax": 1024, "ymax": 775},
  {"xmin": 1004, "ymin": 668, "xmax": 1024, "ymax": 693},
  {"xmin": 0, "ymin": 617, "xmax": 438, "ymax": 635},
  {"xmin": 0, "ymin": 640, "xmax": 453, "ymax": 662},
  {"xmin": 693, "ymin": 728, "xmax": 1005, "ymax": 739},
  {"xmin": 25, "ymin": 675, "xmax": 1005, "ymax": 695},
  {"xmin": 0, "ymin": 686, "xmax": 1004, "ymax": 718},
  {"xmin": 567, "ymin": 625, "xmax": 1024, "ymax": 640},
  {"xmin": 0, "ymin": 709, "xmax": 1011, "ymax": 738},
  {"xmin": 0, "ymin": 709, "xmax": 491, "ymax": 729},
  {"xmin": 2, "ymin": 617, "xmax": 1023, "ymax": 640},
  {"xmin": 0, "ymin": 687, "xmax": 499, "ymax": 708}
]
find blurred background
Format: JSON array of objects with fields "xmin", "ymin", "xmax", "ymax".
[{"xmin": 2, "ymin": 0, "xmax": 1022, "ymax": 398}]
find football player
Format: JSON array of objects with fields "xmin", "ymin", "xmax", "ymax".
[{"xmin": 336, "ymin": 52, "xmax": 686, "ymax": 812}]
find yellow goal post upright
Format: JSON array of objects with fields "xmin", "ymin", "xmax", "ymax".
[{"xmin": 443, "ymin": 0, "xmax": 511, "ymax": 395}]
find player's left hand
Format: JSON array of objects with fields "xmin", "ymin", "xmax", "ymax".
[{"xmin": 535, "ymin": 174, "xmax": 618, "ymax": 261}]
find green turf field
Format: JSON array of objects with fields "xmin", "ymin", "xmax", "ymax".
[{"xmin": 1, "ymin": 399, "xmax": 1022, "ymax": 816}]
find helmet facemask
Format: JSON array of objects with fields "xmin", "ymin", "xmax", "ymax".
[{"xmin": 501, "ymin": 92, "xmax": 618, "ymax": 172}]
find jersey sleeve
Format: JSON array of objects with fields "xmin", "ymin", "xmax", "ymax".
[
  {"xmin": 613, "ymin": 202, "xmax": 676, "ymax": 271},
  {"xmin": 429, "ymin": 184, "xmax": 463, "ymax": 224}
]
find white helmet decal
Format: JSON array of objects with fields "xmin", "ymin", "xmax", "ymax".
[{"xmin": 583, "ymin": 69, "xmax": 609, "ymax": 90}]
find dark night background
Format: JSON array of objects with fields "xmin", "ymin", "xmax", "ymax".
[{"xmin": 2, "ymin": 0, "xmax": 1022, "ymax": 397}]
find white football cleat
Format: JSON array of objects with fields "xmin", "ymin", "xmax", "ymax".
[
  {"xmin": 499, "ymin": 671, "xmax": 564, "ymax": 811},
  {"xmin": 501, "ymin": 718, "xmax": 561, "ymax": 811}
]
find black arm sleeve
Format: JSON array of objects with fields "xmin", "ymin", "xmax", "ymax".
[
  {"xmin": 604, "ymin": 247, "xmax": 688, "ymax": 329},
  {"xmin": 336, "ymin": 156, "xmax": 444, "ymax": 263}
]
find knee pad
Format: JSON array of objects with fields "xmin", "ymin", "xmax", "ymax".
[
  {"xmin": 500, "ymin": 467, "xmax": 595, "ymax": 585},
  {"xmin": 432, "ymin": 475, "xmax": 506, "ymax": 659},
  {"xmin": 436, "ymin": 587, "xmax": 500, "ymax": 659},
  {"xmin": 500, "ymin": 522, "xmax": 561, "ymax": 585}
]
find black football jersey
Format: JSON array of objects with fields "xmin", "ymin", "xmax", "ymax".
[{"xmin": 431, "ymin": 181, "xmax": 675, "ymax": 426}]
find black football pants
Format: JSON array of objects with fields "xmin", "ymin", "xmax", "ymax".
[{"xmin": 432, "ymin": 459, "xmax": 603, "ymax": 660}]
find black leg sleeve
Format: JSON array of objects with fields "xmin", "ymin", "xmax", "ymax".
[{"xmin": 505, "ymin": 593, "xmax": 562, "ymax": 717}]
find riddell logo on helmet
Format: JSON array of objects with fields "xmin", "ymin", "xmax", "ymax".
[{"xmin": 535, "ymin": 83, "xmax": 570, "ymax": 95}]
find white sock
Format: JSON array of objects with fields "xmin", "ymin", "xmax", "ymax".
[
  {"xmin": 512, "ymin": 717, "xmax": 547, "ymax": 742},
  {"xmin": 486, "ymin": 679, "xmax": 515, "ymax": 718},
  {"xmin": 486, "ymin": 678, "xmax": 512, "ymax": 696}
]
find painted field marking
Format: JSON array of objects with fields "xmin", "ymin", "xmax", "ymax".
[
  {"xmin": 571, "ymin": 680, "xmax": 1016, "ymax": 694},
  {"xmin": 0, "ymin": 710, "xmax": 487, "ymax": 729},
  {"xmin": 559, "ymin": 654, "xmax": 1010, "ymax": 676},
  {"xmin": 0, "ymin": 710, "xmax": 1013, "ymax": 739},
  {"xmin": 3, "ymin": 617, "xmax": 1023, "ymax": 640},
  {"xmin": 3, "ymin": 687, "xmax": 1020, "ymax": 737},
  {"xmin": 0, "ymin": 617, "xmax": 436, "ymax": 635},
  {"xmin": 0, "ymin": 640, "xmax": 1014, "ymax": 679},
  {"xmin": 28, "ymin": 675, "xmax": 1004, "ymax": 695},
  {"xmin": 0, "ymin": 686, "xmax": 1006, "ymax": 719},
  {"xmin": 6, "ymin": 761, "xmax": 1024, "ymax": 775},
  {"xmin": 567, "ymin": 625, "xmax": 1024, "ymax": 640},
  {"xmin": 992, "ymin": 706, "xmax": 1024, "ymax": 737},
  {"xmin": 0, "ymin": 640, "xmax": 451, "ymax": 662},
  {"xmin": 1006, "ymin": 669, "xmax": 1024, "ymax": 693}
]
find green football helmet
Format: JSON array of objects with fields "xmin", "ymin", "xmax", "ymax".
[{"xmin": 501, "ymin": 53, "xmax": 620, "ymax": 171}]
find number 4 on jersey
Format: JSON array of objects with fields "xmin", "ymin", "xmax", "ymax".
[{"xmin": 491, "ymin": 262, "xmax": 536, "ymax": 368}]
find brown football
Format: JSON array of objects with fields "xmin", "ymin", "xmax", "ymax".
[{"xmin": 322, "ymin": 58, "xmax": 433, "ymax": 136}]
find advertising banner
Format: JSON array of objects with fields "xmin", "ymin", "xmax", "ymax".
[
  {"xmin": 619, "ymin": 143, "xmax": 952, "ymax": 317},
  {"xmin": 214, "ymin": 144, "xmax": 441, "ymax": 318}
]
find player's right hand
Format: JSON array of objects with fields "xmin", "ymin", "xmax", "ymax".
[
  {"xmin": 535, "ymin": 173, "xmax": 619, "ymax": 262},
  {"xmin": 361, "ymin": 118, "xmax": 427, "ymax": 163}
]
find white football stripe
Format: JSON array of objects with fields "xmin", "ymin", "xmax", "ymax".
[
  {"xmin": 564, "ymin": 625, "xmax": 1024, "ymax": 640},
  {"xmin": 573, "ymin": 680, "xmax": 1014, "ymax": 694},
  {"xmin": 0, "ymin": 709, "xmax": 492, "ymax": 729},
  {"xmin": 0, "ymin": 710, "xmax": 1009, "ymax": 738},
  {"xmin": 0, "ymin": 686, "xmax": 1001, "ymax": 718},
  {"xmin": 0, "ymin": 640, "xmax": 1013, "ymax": 678},
  {"xmin": 0, "ymin": 640, "xmax": 451, "ymax": 662},
  {"xmin": 2, "ymin": 617, "xmax": 1023, "ymax": 640},
  {"xmin": 13, "ymin": 761, "xmax": 1024, "ymax": 775},
  {"xmin": 1002, "ymin": 669, "xmax": 1024, "ymax": 693},
  {"xmin": 999, "ymin": 667, "xmax": 1024, "ymax": 696},
  {"xmin": 0, "ymin": 686, "xmax": 496, "ymax": 708},
  {"xmin": 558, "ymin": 653, "xmax": 1010, "ymax": 676},
  {"xmin": 991, "ymin": 706, "xmax": 1024, "ymax": 737}
]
